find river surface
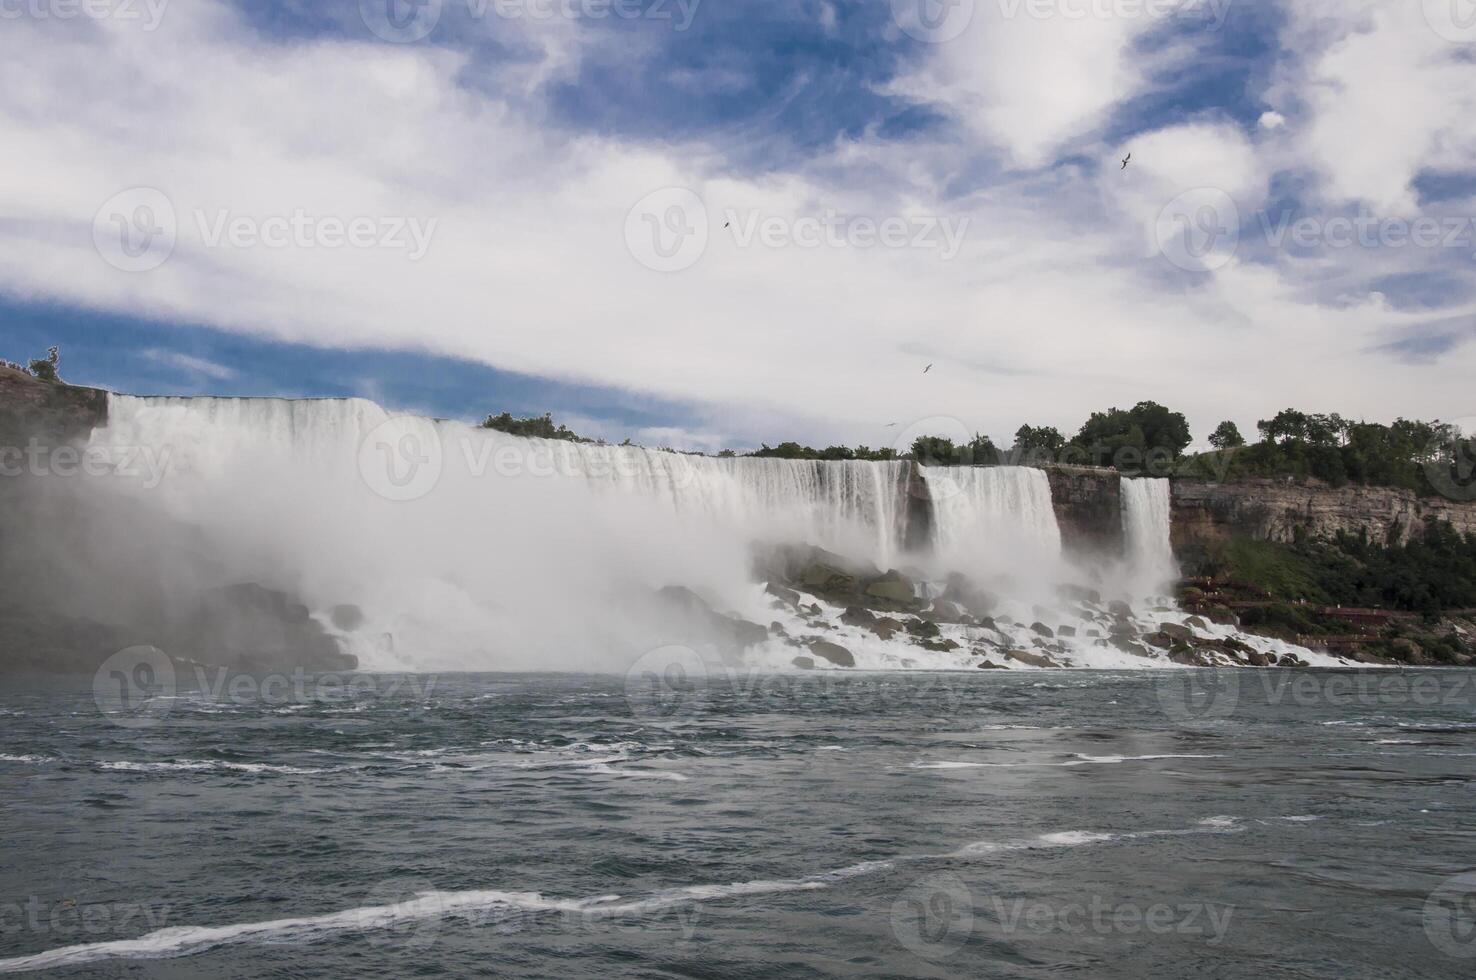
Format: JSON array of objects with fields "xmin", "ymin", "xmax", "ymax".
[{"xmin": 2, "ymin": 669, "xmax": 1475, "ymax": 977}]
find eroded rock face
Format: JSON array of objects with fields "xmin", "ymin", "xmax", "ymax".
[
  {"xmin": 807, "ymin": 640, "xmax": 855, "ymax": 668},
  {"xmin": 1171, "ymin": 478, "xmax": 1476, "ymax": 550}
]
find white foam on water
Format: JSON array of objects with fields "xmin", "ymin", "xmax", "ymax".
[
  {"xmin": 0, "ymin": 819, "xmax": 1248, "ymax": 974},
  {"xmin": 97, "ymin": 760, "xmax": 327, "ymax": 775}
]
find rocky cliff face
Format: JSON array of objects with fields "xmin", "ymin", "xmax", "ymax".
[
  {"xmin": 1170, "ymin": 477, "xmax": 1476, "ymax": 549},
  {"xmin": 1044, "ymin": 466, "xmax": 1123, "ymax": 555},
  {"xmin": 0, "ymin": 365, "xmax": 109, "ymax": 447}
]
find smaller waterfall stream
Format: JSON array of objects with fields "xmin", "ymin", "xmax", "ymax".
[{"xmin": 1120, "ymin": 478, "xmax": 1177, "ymax": 594}]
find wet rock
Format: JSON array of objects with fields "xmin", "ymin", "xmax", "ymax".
[
  {"xmin": 791, "ymin": 656, "xmax": 816, "ymax": 670},
  {"xmin": 1243, "ymin": 650, "xmax": 1271, "ymax": 667},
  {"xmin": 1184, "ymin": 615, "xmax": 1209, "ymax": 631},
  {"xmin": 976, "ymin": 616, "xmax": 997, "ymax": 631},
  {"xmin": 1108, "ymin": 600, "xmax": 1134, "ymax": 618},
  {"xmin": 840, "ymin": 606, "xmax": 877, "ymax": 627},
  {"xmin": 1057, "ymin": 626, "xmax": 1077, "ymax": 638},
  {"xmin": 977, "ymin": 660, "xmax": 1008, "ymax": 670},
  {"xmin": 807, "ymin": 640, "xmax": 855, "ymax": 668},
  {"xmin": 1057, "ymin": 584, "xmax": 1103, "ymax": 605},
  {"xmin": 1006, "ymin": 650, "xmax": 1060, "ymax": 669},
  {"xmin": 923, "ymin": 599, "xmax": 969, "ymax": 624},
  {"xmin": 862, "ymin": 570, "xmax": 921, "ymax": 613},
  {"xmin": 917, "ymin": 638, "xmax": 960, "ymax": 652},
  {"xmin": 942, "ymin": 572, "xmax": 997, "ymax": 619},
  {"xmin": 904, "ymin": 618, "xmax": 941, "ymax": 639},
  {"xmin": 330, "ymin": 604, "xmax": 365, "ymax": 631},
  {"xmin": 1159, "ymin": 623, "xmax": 1193, "ymax": 642},
  {"xmin": 765, "ymin": 582, "xmax": 801, "ymax": 608},
  {"xmin": 1144, "ymin": 632, "xmax": 1172, "ymax": 650},
  {"xmin": 867, "ymin": 617, "xmax": 905, "ymax": 641},
  {"xmin": 1030, "ymin": 622, "xmax": 1054, "ymax": 638}
]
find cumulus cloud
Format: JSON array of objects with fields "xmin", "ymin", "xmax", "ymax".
[{"xmin": 0, "ymin": 0, "xmax": 1473, "ymax": 452}]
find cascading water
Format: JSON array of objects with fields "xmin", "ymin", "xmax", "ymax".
[
  {"xmin": 924, "ymin": 466, "xmax": 1062, "ymax": 557},
  {"xmin": 1120, "ymin": 477, "xmax": 1177, "ymax": 595},
  {"xmin": 44, "ymin": 394, "xmax": 1301, "ymax": 672}
]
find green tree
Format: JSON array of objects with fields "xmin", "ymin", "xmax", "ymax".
[
  {"xmin": 1208, "ymin": 421, "xmax": 1245, "ymax": 450},
  {"xmin": 28, "ymin": 346, "xmax": 59, "ymax": 383}
]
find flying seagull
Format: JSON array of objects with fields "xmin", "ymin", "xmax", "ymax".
[
  {"xmin": 923, "ymin": 363, "xmax": 933, "ymax": 374},
  {"xmin": 884, "ymin": 422, "xmax": 899, "ymax": 428},
  {"xmin": 723, "ymin": 220, "xmax": 730, "ymax": 228},
  {"xmin": 1121, "ymin": 152, "xmax": 1131, "ymax": 170}
]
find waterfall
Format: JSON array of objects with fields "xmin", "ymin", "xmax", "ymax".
[
  {"xmin": 1121, "ymin": 478, "xmax": 1176, "ymax": 593},
  {"xmin": 924, "ymin": 466, "xmax": 1062, "ymax": 557}
]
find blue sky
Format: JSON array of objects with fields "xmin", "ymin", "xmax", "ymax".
[{"xmin": 3, "ymin": 0, "xmax": 1476, "ymax": 449}]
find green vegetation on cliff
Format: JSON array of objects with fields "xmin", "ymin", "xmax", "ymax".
[
  {"xmin": 480, "ymin": 412, "xmax": 595, "ymax": 443},
  {"xmin": 1188, "ymin": 518, "xmax": 1476, "ymax": 616}
]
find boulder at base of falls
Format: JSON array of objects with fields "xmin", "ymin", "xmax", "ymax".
[
  {"xmin": 904, "ymin": 617, "xmax": 941, "ymax": 639},
  {"xmin": 654, "ymin": 586, "xmax": 769, "ymax": 655},
  {"xmin": 167, "ymin": 583, "xmax": 358, "ymax": 673},
  {"xmin": 1057, "ymin": 625, "xmax": 1077, "ymax": 638},
  {"xmin": 867, "ymin": 617, "xmax": 905, "ymax": 641},
  {"xmin": 1158, "ymin": 622, "xmax": 1194, "ymax": 642},
  {"xmin": 916, "ymin": 638, "xmax": 960, "ymax": 652},
  {"xmin": 330, "ymin": 604, "xmax": 366, "ymax": 631},
  {"xmin": 977, "ymin": 660, "xmax": 1008, "ymax": 670},
  {"xmin": 1031, "ymin": 622, "xmax": 1054, "ymax": 638},
  {"xmin": 791, "ymin": 656, "xmax": 816, "ymax": 670},
  {"xmin": 807, "ymin": 640, "xmax": 855, "ymax": 668},
  {"xmin": 922, "ymin": 599, "xmax": 969, "ymax": 624},
  {"xmin": 840, "ymin": 606, "xmax": 877, "ymax": 627},
  {"xmin": 1006, "ymin": 650, "xmax": 1061, "ymax": 669},
  {"xmin": 1108, "ymin": 600, "xmax": 1134, "ymax": 618},
  {"xmin": 861, "ymin": 570, "xmax": 921, "ymax": 613},
  {"xmin": 765, "ymin": 582, "xmax": 801, "ymax": 609},
  {"xmin": 942, "ymin": 572, "xmax": 998, "ymax": 619}
]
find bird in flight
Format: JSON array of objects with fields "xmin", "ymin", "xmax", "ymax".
[
  {"xmin": 723, "ymin": 220, "xmax": 730, "ymax": 228},
  {"xmin": 1120, "ymin": 152, "xmax": 1131, "ymax": 170},
  {"xmin": 884, "ymin": 422, "xmax": 898, "ymax": 428},
  {"xmin": 923, "ymin": 364, "xmax": 933, "ymax": 374}
]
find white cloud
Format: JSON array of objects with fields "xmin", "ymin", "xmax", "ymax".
[
  {"xmin": 1258, "ymin": 110, "xmax": 1286, "ymax": 130},
  {"xmin": 142, "ymin": 349, "xmax": 237, "ymax": 381},
  {"xmin": 0, "ymin": 0, "xmax": 1473, "ymax": 452}
]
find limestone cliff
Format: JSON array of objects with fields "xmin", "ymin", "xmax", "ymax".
[{"xmin": 1170, "ymin": 477, "xmax": 1476, "ymax": 550}]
